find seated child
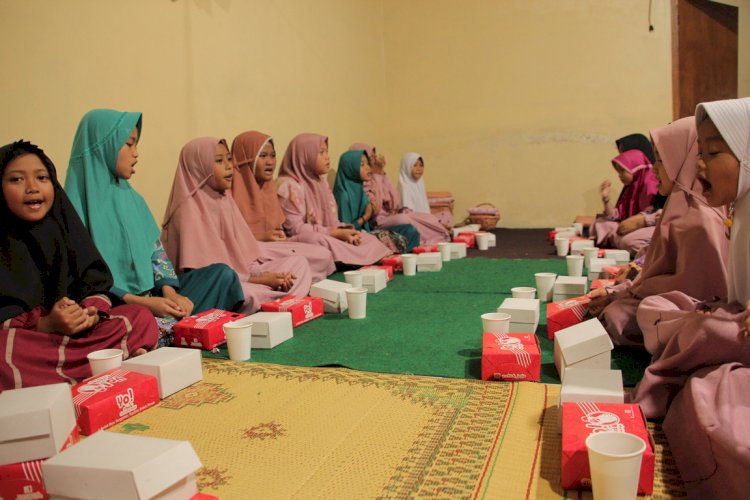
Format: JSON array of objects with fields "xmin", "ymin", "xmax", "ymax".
[
  {"xmin": 399, "ymin": 152, "xmax": 433, "ymax": 214},
  {"xmin": 230, "ymin": 130, "xmax": 335, "ymax": 281},
  {"xmin": 64, "ymin": 110, "xmax": 244, "ymax": 346},
  {"xmin": 0, "ymin": 140, "xmax": 157, "ymax": 389},
  {"xmin": 161, "ymin": 137, "xmax": 312, "ymax": 313},
  {"xmin": 276, "ymin": 133, "xmax": 391, "ymax": 266}
]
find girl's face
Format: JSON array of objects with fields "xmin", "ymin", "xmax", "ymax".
[
  {"xmin": 314, "ymin": 141, "xmax": 330, "ymax": 176},
  {"xmin": 2, "ymin": 153, "xmax": 54, "ymax": 222},
  {"xmin": 212, "ymin": 142, "xmax": 234, "ymax": 192},
  {"xmin": 115, "ymin": 127, "xmax": 139, "ymax": 179},
  {"xmin": 697, "ymin": 116, "xmax": 740, "ymax": 207},
  {"xmin": 613, "ymin": 163, "xmax": 634, "ymax": 186},
  {"xmin": 411, "ymin": 158, "xmax": 424, "ymax": 181},
  {"xmin": 253, "ymin": 142, "xmax": 277, "ymax": 184},
  {"xmin": 652, "ymin": 147, "xmax": 674, "ymax": 196},
  {"xmin": 359, "ymin": 154, "xmax": 372, "ymax": 182}
]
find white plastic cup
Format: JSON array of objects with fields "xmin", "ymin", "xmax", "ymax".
[
  {"xmin": 534, "ymin": 272, "xmax": 557, "ymax": 302},
  {"xmin": 566, "ymin": 255, "xmax": 584, "ymax": 277},
  {"xmin": 573, "ymin": 222, "xmax": 584, "ymax": 236},
  {"xmin": 87, "ymin": 349, "xmax": 123, "ymax": 376},
  {"xmin": 402, "ymin": 253, "xmax": 417, "ymax": 276},
  {"xmin": 511, "ymin": 286, "xmax": 536, "ymax": 299},
  {"xmin": 344, "ymin": 270, "xmax": 363, "ymax": 287},
  {"xmin": 476, "ymin": 232, "xmax": 490, "ymax": 251},
  {"xmin": 438, "ymin": 242, "xmax": 451, "ymax": 262},
  {"xmin": 481, "ymin": 312, "xmax": 511, "ymax": 334},
  {"xmin": 223, "ymin": 318, "xmax": 253, "ymax": 361},
  {"xmin": 586, "ymin": 431, "xmax": 646, "ymax": 500},
  {"xmin": 555, "ymin": 237, "xmax": 570, "ymax": 257},
  {"xmin": 584, "ymin": 247, "xmax": 599, "ymax": 269},
  {"xmin": 346, "ymin": 287, "xmax": 368, "ymax": 319}
]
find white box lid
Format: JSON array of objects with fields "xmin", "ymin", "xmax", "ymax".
[
  {"xmin": 310, "ymin": 279, "xmax": 353, "ymax": 298},
  {"xmin": 589, "ymin": 258, "xmax": 617, "ymax": 272},
  {"xmin": 498, "ymin": 298, "xmax": 540, "ymax": 324},
  {"xmin": 555, "ymin": 318, "xmax": 613, "ymax": 366},
  {"xmin": 359, "ymin": 268, "xmax": 388, "ymax": 285},
  {"xmin": 560, "ymin": 368, "xmax": 624, "ymax": 403},
  {"xmin": 553, "ymin": 276, "xmax": 588, "ymax": 295},
  {"xmin": 416, "ymin": 252, "xmax": 441, "ymax": 265},
  {"xmin": 244, "ymin": 312, "xmax": 292, "ymax": 336},
  {"xmin": 603, "ymin": 249, "xmax": 630, "ymax": 262},
  {"xmin": 122, "ymin": 347, "xmax": 202, "ymax": 399}
]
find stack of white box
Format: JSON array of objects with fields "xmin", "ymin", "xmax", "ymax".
[{"xmin": 497, "ymin": 297, "xmax": 540, "ymax": 332}]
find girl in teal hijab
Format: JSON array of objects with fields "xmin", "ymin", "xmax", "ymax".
[
  {"xmin": 64, "ymin": 109, "xmax": 243, "ymax": 345},
  {"xmin": 333, "ymin": 150, "xmax": 419, "ymax": 253}
]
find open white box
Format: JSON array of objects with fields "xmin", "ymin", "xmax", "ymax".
[
  {"xmin": 497, "ymin": 298, "xmax": 540, "ymax": 332},
  {"xmin": 244, "ymin": 312, "xmax": 293, "ymax": 349},
  {"xmin": 309, "ymin": 279, "xmax": 353, "ymax": 313},
  {"xmin": 42, "ymin": 431, "xmax": 201, "ymax": 500},
  {"xmin": 603, "ymin": 249, "xmax": 630, "ymax": 264},
  {"xmin": 122, "ymin": 347, "xmax": 202, "ymax": 399},
  {"xmin": 359, "ymin": 268, "xmax": 387, "ymax": 293},
  {"xmin": 452, "ymin": 224, "xmax": 480, "ymax": 238},
  {"xmin": 448, "ymin": 242, "xmax": 467, "ymax": 259},
  {"xmin": 553, "ymin": 276, "xmax": 588, "ymax": 297},
  {"xmin": 0, "ymin": 383, "xmax": 76, "ymax": 466},
  {"xmin": 587, "ymin": 257, "xmax": 617, "ymax": 279},
  {"xmin": 553, "ymin": 318, "xmax": 613, "ymax": 380},
  {"xmin": 416, "ymin": 252, "xmax": 443, "ymax": 272}
]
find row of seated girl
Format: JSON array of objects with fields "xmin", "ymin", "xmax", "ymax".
[
  {"xmin": 0, "ymin": 109, "xmax": 449, "ymax": 390},
  {"xmin": 584, "ymin": 97, "xmax": 750, "ymax": 498}
]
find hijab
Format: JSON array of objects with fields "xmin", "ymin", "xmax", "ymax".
[
  {"xmin": 615, "ymin": 133, "xmax": 656, "ymax": 163},
  {"xmin": 0, "ymin": 141, "xmax": 112, "ymax": 323},
  {"xmin": 277, "ymin": 133, "xmax": 339, "ymax": 227},
  {"xmin": 399, "ymin": 152, "xmax": 430, "ymax": 213},
  {"xmin": 64, "ymin": 109, "xmax": 159, "ymax": 295},
  {"xmin": 161, "ymin": 137, "xmax": 262, "ymax": 280},
  {"xmin": 628, "ymin": 117, "xmax": 728, "ymax": 300},
  {"xmin": 611, "ymin": 149, "xmax": 659, "ymax": 219},
  {"xmin": 230, "ymin": 131, "xmax": 286, "ymax": 235},
  {"xmin": 350, "ymin": 142, "xmax": 400, "ymax": 214},
  {"xmin": 333, "ymin": 150, "xmax": 370, "ymax": 229},
  {"xmin": 696, "ymin": 97, "xmax": 750, "ymax": 304}
]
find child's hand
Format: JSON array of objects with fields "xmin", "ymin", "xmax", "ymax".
[
  {"xmin": 331, "ymin": 227, "xmax": 361, "ymax": 245},
  {"xmin": 587, "ymin": 288, "xmax": 610, "ymax": 317},
  {"xmin": 270, "ymin": 229, "xmax": 287, "ymax": 241},
  {"xmin": 617, "ymin": 214, "xmax": 645, "ymax": 235},
  {"xmin": 250, "ymin": 272, "xmax": 297, "ymax": 291},
  {"xmin": 600, "ymin": 180, "xmax": 612, "ymax": 200},
  {"xmin": 363, "ymin": 203, "xmax": 375, "ymax": 221},
  {"xmin": 162, "ymin": 286, "xmax": 193, "ymax": 318},
  {"xmin": 133, "ymin": 296, "xmax": 186, "ymax": 318},
  {"xmin": 38, "ymin": 298, "xmax": 99, "ymax": 335}
]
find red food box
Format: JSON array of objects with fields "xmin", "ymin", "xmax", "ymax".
[
  {"xmin": 360, "ymin": 265, "xmax": 393, "ymax": 281},
  {"xmin": 481, "ymin": 332, "xmax": 541, "ymax": 382},
  {"xmin": 546, "ymin": 296, "xmax": 591, "ymax": 340},
  {"xmin": 260, "ymin": 295, "xmax": 323, "ymax": 327},
  {"xmin": 71, "ymin": 369, "xmax": 160, "ymax": 436},
  {"xmin": 454, "ymin": 232, "xmax": 476, "ymax": 248},
  {"xmin": 173, "ymin": 309, "xmax": 245, "ymax": 350},
  {"xmin": 0, "ymin": 427, "xmax": 79, "ymax": 500},
  {"xmin": 381, "ymin": 255, "xmax": 403, "ymax": 273},
  {"xmin": 602, "ymin": 265, "xmax": 628, "ymax": 279},
  {"xmin": 191, "ymin": 494, "xmax": 219, "ymax": 500},
  {"xmin": 413, "ymin": 245, "xmax": 439, "ymax": 254},
  {"xmin": 561, "ymin": 402, "xmax": 654, "ymax": 494},
  {"xmin": 590, "ymin": 279, "xmax": 614, "ymax": 290}
]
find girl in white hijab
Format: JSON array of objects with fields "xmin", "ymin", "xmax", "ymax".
[{"xmin": 398, "ymin": 153, "xmax": 431, "ymax": 213}]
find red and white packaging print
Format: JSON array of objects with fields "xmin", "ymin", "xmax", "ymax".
[
  {"xmin": 481, "ymin": 332, "xmax": 541, "ymax": 382},
  {"xmin": 546, "ymin": 296, "xmax": 591, "ymax": 340},
  {"xmin": 260, "ymin": 295, "xmax": 323, "ymax": 327},
  {"xmin": 173, "ymin": 308, "xmax": 245, "ymax": 350},
  {"xmin": 381, "ymin": 255, "xmax": 403, "ymax": 273},
  {"xmin": 561, "ymin": 402, "xmax": 654, "ymax": 494},
  {"xmin": 590, "ymin": 279, "xmax": 614, "ymax": 290},
  {"xmin": 71, "ymin": 369, "xmax": 159, "ymax": 435},
  {"xmin": 360, "ymin": 265, "xmax": 393, "ymax": 281},
  {"xmin": 453, "ymin": 232, "xmax": 476, "ymax": 248},
  {"xmin": 412, "ymin": 245, "xmax": 439, "ymax": 254}
]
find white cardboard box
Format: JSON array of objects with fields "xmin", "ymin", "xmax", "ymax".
[
  {"xmin": 452, "ymin": 224, "xmax": 480, "ymax": 238},
  {"xmin": 560, "ymin": 367, "xmax": 624, "ymax": 404},
  {"xmin": 486, "ymin": 233, "xmax": 496, "ymax": 247},
  {"xmin": 244, "ymin": 312, "xmax": 293, "ymax": 349},
  {"xmin": 122, "ymin": 347, "xmax": 202, "ymax": 399},
  {"xmin": 569, "ymin": 239, "xmax": 595, "ymax": 252},
  {"xmin": 554, "ymin": 318, "xmax": 613, "ymax": 380},
  {"xmin": 603, "ymin": 249, "xmax": 630, "ymax": 264},
  {"xmin": 42, "ymin": 431, "xmax": 201, "ymax": 500},
  {"xmin": 0, "ymin": 384, "xmax": 76, "ymax": 466},
  {"xmin": 587, "ymin": 257, "xmax": 617, "ymax": 279},
  {"xmin": 553, "ymin": 276, "xmax": 588, "ymax": 296},
  {"xmin": 309, "ymin": 279, "xmax": 353, "ymax": 313},
  {"xmin": 497, "ymin": 298, "xmax": 540, "ymax": 327},
  {"xmin": 448, "ymin": 242, "xmax": 467, "ymax": 259},
  {"xmin": 359, "ymin": 268, "xmax": 388, "ymax": 293},
  {"xmin": 416, "ymin": 252, "xmax": 443, "ymax": 272},
  {"xmin": 554, "ymin": 228, "xmax": 577, "ymax": 239}
]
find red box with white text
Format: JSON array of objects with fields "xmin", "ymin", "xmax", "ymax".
[
  {"xmin": 546, "ymin": 296, "xmax": 591, "ymax": 340},
  {"xmin": 481, "ymin": 332, "xmax": 541, "ymax": 382},
  {"xmin": 381, "ymin": 255, "xmax": 403, "ymax": 273},
  {"xmin": 454, "ymin": 232, "xmax": 476, "ymax": 248},
  {"xmin": 173, "ymin": 308, "xmax": 245, "ymax": 350},
  {"xmin": 413, "ymin": 245, "xmax": 439, "ymax": 254},
  {"xmin": 261, "ymin": 295, "xmax": 323, "ymax": 327}
]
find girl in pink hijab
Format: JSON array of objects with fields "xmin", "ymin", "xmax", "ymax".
[
  {"xmin": 591, "ymin": 149, "xmax": 660, "ymax": 254},
  {"xmin": 349, "ymin": 142, "xmax": 450, "ymax": 244},
  {"xmin": 231, "ymin": 131, "xmax": 335, "ymax": 282},
  {"xmin": 588, "ymin": 117, "xmax": 729, "ymax": 346},
  {"xmin": 276, "ymin": 133, "xmax": 391, "ymax": 266},
  {"xmin": 161, "ymin": 137, "xmax": 312, "ymax": 314}
]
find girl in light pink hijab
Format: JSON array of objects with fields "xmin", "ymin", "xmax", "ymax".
[
  {"xmin": 276, "ymin": 133, "xmax": 391, "ymax": 266},
  {"xmin": 161, "ymin": 137, "xmax": 312, "ymax": 313},
  {"xmin": 589, "ymin": 117, "xmax": 729, "ymax": 346},
  {"xmin": 350, "ymin": 142, "xmax": 450, "ymax": 244},
  {"xmin": 231, "ymin": 131, "xmax": 335, "ymax": 282}
]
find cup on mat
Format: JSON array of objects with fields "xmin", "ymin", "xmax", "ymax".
[
  {"xmin": 402, "ymin": 253, "xmax": 417, "ymax": 276},
  {"xmin": 87, "ymin": 349, "xmax": 123, "ymax": 376},
  {"xmin": 586, "ymin": 431, "xmax": 646, "ymax": 500},
  {"xmin": 566, "ymin": 255, "xmax": 584, "ymax": 277},
  {"xmin": 476, "ymin": 232, "xmax": 490, "ymax": 251},
  {"xmin": 344, "ymin": 270, "xmax": 363, "ymax": 287},
  {"xmin": 346, "ymin": 287, "xmax": 368, "ymax": 319},
  {"xmin": 223, "ymin": 318, "xmax": 253, "ymax": 361},
  {"xmin": 511, "ymin": 286, "xmax": 536, "ymax": 299},
  {"xmin": 481, "ymin": 312, "xmax": 511, "ymax": 334},
  {"xmin": 534, "ymin": 272, "xmax": 557, "ymax": 302},
  {"xmin": 438, "ymin": 242, "xmax": 451, "ymax": 262},
  {"xmin": 583, "ymin": 247, "xmax": 599, "ymax": 269},
  {"xmin": 555, "ymin": 237, "xmax": 570, "ymax": 257}
]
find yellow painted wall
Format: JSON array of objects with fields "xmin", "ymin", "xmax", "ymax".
[{"xmin": 0, "ymin": 0, "xmax": 747, "ymax": 227}]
